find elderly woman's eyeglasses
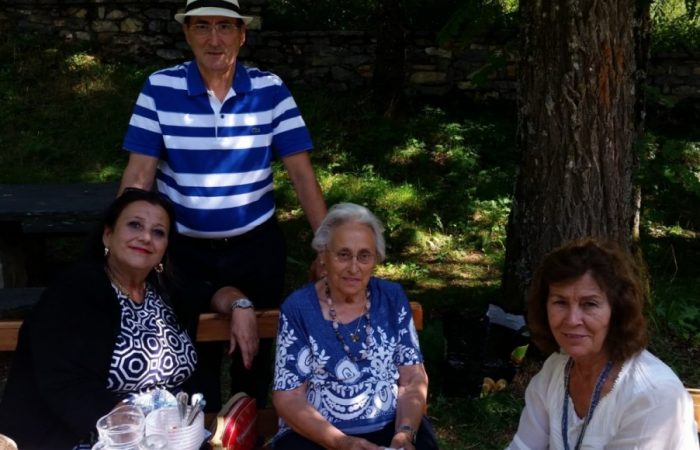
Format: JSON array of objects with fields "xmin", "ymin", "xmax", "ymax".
[
  {"xmin": 190, "ymin": 23, "xmax": 240, "ymax": 36},
  {"xmin": 331, "ymin": 250, "xmax": 376, "ymax": 265}
]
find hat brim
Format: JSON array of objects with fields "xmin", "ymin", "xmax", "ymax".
[{"xmin": 175, "ymin": 8, "xmax": 254, "ymax": 25}]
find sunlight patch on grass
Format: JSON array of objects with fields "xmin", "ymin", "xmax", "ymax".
[
  {"xmin": 378, "ymin": 262, "xmax": 430, "ymax": 280},
  {"xmin": 413, "ymin": 229, "xmax": 454, "ymax": 252},
  {"xmin": 65, "ymin": 53, "xmax": 118, "ymax": 94},
  {"xmin": 644, "ymin": 221, "xmax": 698, "ymax": 239},
  {"xmin": 388, "ymin": 137, "xmax": 426, "ymax": 165},
  {"xmin": 65, "ymin": 52, "xmax": 99, "ymax": 72},
  {"xmin": 375, "ymin": 184, "xmax": 419, "ymax": 210},
  {"xmin": 320, "ymin": 171, "xmax": 424, "ymax": 221},
  {"xmin": 378, "ymin": 241, "xmax": 500, "ymax": 292},
  {"xmin": 89, "ymin": 164, "xmax": 125, "ymax": 182}
]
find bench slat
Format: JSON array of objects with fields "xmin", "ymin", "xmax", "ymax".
[
  {"xmin": 196, "ymin": 309, "xmax": 281, "ymax": 341},
  {"xmin": 0, "ymin": 321, "xmax": 23, "ymax": 352},
  {"xmin": 0, "ymin": 302, "xmax": 423, "ymax": 352}
]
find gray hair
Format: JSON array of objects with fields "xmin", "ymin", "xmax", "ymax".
[{"xmin": 312, "ymin": 203, "xmax": 386, "ymax": 262}]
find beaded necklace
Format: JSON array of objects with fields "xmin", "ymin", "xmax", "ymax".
[
  {"xmin": 324, "ymin": 280, "xmax": 372, "ymax": 363},
  {"xmin": 562, "ymin": 358, "xmax": 613, "ymax": 450},
  {"xmin": 344, "ymin": 313, "xmax": 365, "ymax": 343}
]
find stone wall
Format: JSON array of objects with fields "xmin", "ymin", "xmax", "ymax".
[{"xmin": 1, "ymin": 1, "xmax": 698, "ymax": 101}]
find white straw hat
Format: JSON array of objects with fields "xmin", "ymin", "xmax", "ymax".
[{"xmin": 175, "ymin": 0, "xmax": 253, "ymax": 25}]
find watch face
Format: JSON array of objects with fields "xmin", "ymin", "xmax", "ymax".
[{"xmin": 234, "ymin": 298, "xmax": 253, "ymax": 309}]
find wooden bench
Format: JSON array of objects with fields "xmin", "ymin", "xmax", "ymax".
[{"xmin": 0, "ymin": 299, "xmax": 424, "ymax": 449}]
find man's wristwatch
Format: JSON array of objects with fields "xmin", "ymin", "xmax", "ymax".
[
  {"xmin": 230, "ymin": 298, "xmax": 254, "ymax": 311},
  {"xmin": 395, "ymin": 424, "xmax": 417, "ymax": 444}
]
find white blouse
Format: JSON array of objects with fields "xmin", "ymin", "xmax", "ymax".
[{"xmin": 507, "ymin": 350, "xmax": 699, "ymax": 450}]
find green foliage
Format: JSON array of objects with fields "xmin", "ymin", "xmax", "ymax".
[
  {"xmin": 465, "ymin": 198, "xmax": 511, "ymax": 252},
  {"xmin": 688, "ymin": 0, "xmax": 700, "ymax": 19},
  {"xmin": 0, "ymin": 33, "xmax": 156, "ymax": 183},
  {"xmin": 652, "ymin": 287, "xmax": 700, "ymax": 342},
  {"xmin": 637, "ymin": 132, "xmax": 700, "ymax": 363},
  {"xmin": 286, "ymin": 91, "xmax": 518, "ymax": 256},
  {"xmin": 430, "ymin": 392, "xmax": 522, "ymax": 449},
  {"xmin": 651, "ymin": 0, "xmax": 700, "ymax": 52},
  {"xmin": 638, "ymin": 133, "xmax": 700, "ymax": 227},
  {"xmin": 641, "ymin": 232, "xmax": 700, "ymax": 381},
  {"xmin": 438, "ymin": 0, "xmax": 518, "ymax": 45}
]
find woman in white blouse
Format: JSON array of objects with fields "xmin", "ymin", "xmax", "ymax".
[{"xmin": 507, "ymin": 238, "xmax": 698, "ymax": 450}]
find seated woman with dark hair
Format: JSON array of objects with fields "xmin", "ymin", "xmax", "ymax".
[
  {"xmin": 507, "ymin": 238, "xmax": 698, "ymax": 450},
  {"xmin": 0, "ymin": 189, "xmax": 197, "ymax": 449}
]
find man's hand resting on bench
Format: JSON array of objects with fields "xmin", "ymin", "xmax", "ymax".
[{"xmin": 211, "ymin": 286, "xmax": 259, "ymax": 369}]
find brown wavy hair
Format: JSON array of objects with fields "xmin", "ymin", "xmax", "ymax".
[{"xmin": 527, "ymin": 238, "xmax": 647, "ymax": 363}]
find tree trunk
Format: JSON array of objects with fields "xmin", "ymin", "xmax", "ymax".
[
  {"xmin": 500, "ymin": 0, "xmax": 649, "ymax": 312},
  {"xmin": 372, "ymin": 0, "xmax": 406, "ymax": 117}
]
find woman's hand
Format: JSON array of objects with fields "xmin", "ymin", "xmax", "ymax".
[
  {"xmin": 390, "ymin": 431, "xmax": 415, "ymax": 450},
  {"xmin": 336, "ymin": 435, "xmax": 382, "ymax": 450}
]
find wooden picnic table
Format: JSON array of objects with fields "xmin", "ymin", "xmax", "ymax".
[
  {"xmin": 0, "ymin": 182, "xmax": 118, "ymax": 288},
  {"xmin": 0, "ymin": 182, "xmax": 118, "ymax": 233}
]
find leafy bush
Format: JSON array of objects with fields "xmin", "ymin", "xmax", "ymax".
[
  {"xmin": 651, "ymin": 0, "xmax": 700, "ymax": 52},
  {"xmin": 638, "ymin": 133, "xmax": 700, "ymax": 228},
  {"xmin": 438, "ymin": 0, "xmax": 519, "ymax": 45},
  {"xmin": 651, "ymin": 283, "xmax": 700, "ymax": 343}
]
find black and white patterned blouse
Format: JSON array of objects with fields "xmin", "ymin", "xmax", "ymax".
[{"xmin": 106, "ymin": 284, "xmax": 197, "ymax": 394}]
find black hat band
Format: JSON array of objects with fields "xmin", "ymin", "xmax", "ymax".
[{"xmin": 185, "ymin": 0, "xmax": 242, "ymax": 14}]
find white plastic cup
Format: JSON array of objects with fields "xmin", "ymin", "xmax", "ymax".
[
  {"xmin": 94, "ymin": 405, "xmax": 145, "ymax": 449},
  {"xmin": 145, "ymin": 406, "xmax": 204, "ymax": 450}
]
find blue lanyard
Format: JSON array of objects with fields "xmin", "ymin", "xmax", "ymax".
[{"xmin": 562, "ymin": 358, "xmax": 613, "ymax": 450}]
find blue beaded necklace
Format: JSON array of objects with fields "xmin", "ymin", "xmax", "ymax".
[{"xmin": 562, "ymin": 358, "xmax": 613, "ymax": 450}]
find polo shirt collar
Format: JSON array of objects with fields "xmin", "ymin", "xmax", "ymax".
[{"xmin": 186, "ymin": 60, "xmax": 252, "ymax": 96}]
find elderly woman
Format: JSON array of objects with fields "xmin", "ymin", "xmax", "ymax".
[
  {"xmin": 508, "ymin": 239, "xmax": 698, "ymax": 450},
  {"xmin": 0, "ymin": 189, "xmax": 197, "ymax": 449},
  {"xmin": 272, "ymin": 203, "xmax": 439, "ymax": 450}
]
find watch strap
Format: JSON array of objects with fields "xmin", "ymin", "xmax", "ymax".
[
  {"xmin": 230, "ymin": 298, "xmax": 254, "ymax": 311},
  {"xmin": 395, "ymin": 424, "xmax": 417, "ymax": 444}
]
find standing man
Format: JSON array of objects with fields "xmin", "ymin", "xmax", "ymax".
[{"xmin": 119, "ymin": 0, "xmax": 326, "ymax": 411}]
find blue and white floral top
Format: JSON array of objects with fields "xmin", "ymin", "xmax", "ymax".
[{"xmin": 273, "ymin": 277, "xmax": 423, "ymax": 438}]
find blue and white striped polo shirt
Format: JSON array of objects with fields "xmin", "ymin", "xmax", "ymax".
[{"xmin": 123, "ymin": 61, "xmax": 313, "ymax": 238}]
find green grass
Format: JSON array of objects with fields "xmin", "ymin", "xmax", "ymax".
[{"xmin": 2, "ymin": 32, "xmax": 700, "ymax": 448}]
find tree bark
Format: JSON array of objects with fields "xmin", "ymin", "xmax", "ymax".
[{"xmin": 500, "ymin": 0, "xmax": 649, "ymax": 311}]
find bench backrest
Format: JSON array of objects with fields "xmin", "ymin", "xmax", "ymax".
[{"xmin": 0, "ymin": 302, "xmax": 424, "ymax": 351}]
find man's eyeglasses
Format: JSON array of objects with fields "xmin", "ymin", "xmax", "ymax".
[
  {"xmin": 189, "ymin": 23, "xmax": 240, "ymax": 36},
  {"xmin": 331, "ymin": 249, "xmax": 376, "ymax": 265}
]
